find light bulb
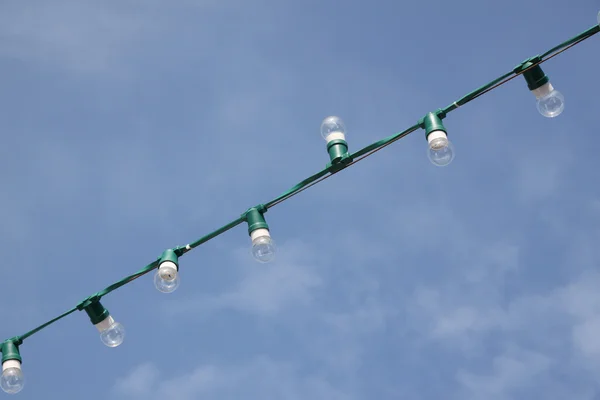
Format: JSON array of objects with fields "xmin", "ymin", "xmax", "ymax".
[
  {"xmin": 427, "ymin": 131, "xmax": 455, "ymax": 167},
  {"xmin": 1, "ymin": 361, "xmax": 24, "ymax": 395},
  {"xmin": 532, "ymin": 82, "xmax": 564, "ymax": 118},
  {"xmin": 251, "ymin": 229, "xmax": 276, "ymax": 263},
  {"xmin": 536, "ymin": 91, "xmax": 564, "ymax": 118},
  {"xmin": 320, "ymin": 116, "xmax": 346, "ymax": 142},
  {"xmin": 96, "ymin": 316, "xmax": 125, "ymax": 348},
  {"xmin": 154, "ymin": 261, "xmax": 180, "ymax": 293}
]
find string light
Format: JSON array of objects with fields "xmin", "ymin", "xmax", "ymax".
[
  {"xmin": 0, "ymin": 341, "xmax": 24, "ymax": 395},
  {"xmin": 321, "ymin": 116, "xmax": 349, "ymax": 162},
  {"xmin": 516, "ymin": 57, "xmax": 565, "ymax": 118},
  {"xmin": 419, "ymin": 110, "xmax": 455, "ymax": 167},
  {"xmin": 154, "ymin": 249, "xmax": 180, "ymax": 293},
  {"xmin": 1, "ymin": 15, "xmax": 599, "ymax": 395},
  {"xmin": 245, "ymin": 207, "xmax": 276, "ymax": 263},
  {"xmin": 82, "ymin": 300, "xmax": 125, "ymax": 348}
]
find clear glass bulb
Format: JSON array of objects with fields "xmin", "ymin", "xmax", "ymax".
[
  {"xmin": 154, "ymin": 262, "xmax": 180, "ymax": 293},
  {"xmin": 427, "ymin": 136, "xmax": 455, "ymax": 167},
  {"xmin": 320, "ymin": 116, "xmax": 346, "ymax": 141},
  {"xmin": 100, "ymin": 321, "xmax": 126, "ymax": 348},
  {"xmin": 252, "ymin": 235, "xmax": 276, "ymax": 263},
  {"xmin": 536, "ymin": 89, "xmax": 565, "ymax": 118},
  {"xmin": 0, "ymin": 367, "xmax": 24, "ymax": 394}
]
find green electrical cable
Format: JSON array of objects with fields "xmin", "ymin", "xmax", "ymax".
[
  {"xmin": 542, "ymin": 25, "xmax": 599, "ymax": 58},
  {"xmin": 3, "ymin": 23, "xmax": 599, "ymax": 349},
  {"xmin": 16, "ymin": 307, "xmax": 79, "ymax": 342}
]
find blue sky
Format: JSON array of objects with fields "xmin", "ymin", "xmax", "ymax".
[{"xmin": 0, "ymin": 0, "xmax": 599, "ymax": 398}]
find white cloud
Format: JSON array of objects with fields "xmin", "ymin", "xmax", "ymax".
[
  {"xmin": 113, "ymin": 363, "xmax": 160, "ymax": 398},
  {"xmin": 113, "ymin": 357, "xmax": 354, "ymax": 400},
  {"xmin": 558, "ymin": 272, "xmax": 600, "ymax": 359},
  {"xmin": 208, "ymin": 260, "xmax": 322, "ymax": 315},
  {"xmin": 457, "ymin": 347, "xmax": 553, "ymax": 400},
  {"xmin": 573, "ymin": 317, "xmax": 600, "ymax": 357},
  {"xmin": 162, "ymin": 240, "xmax": 323, "ymax": 317}
]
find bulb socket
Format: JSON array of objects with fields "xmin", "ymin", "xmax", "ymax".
[
  {"xmin": 326, "ymin": 139, "xmax": 349, "ymax": 164},
  {"xmin": 521, "ymin": 64, "xmax": 549, "ymax": 91},
  {"xmin": 84, "ymin": 301, "xmax": 111, "ymax": 326},
  {"xmin": 245, "ymin": 208, "xmax": 269, "ymax": 235},
  {"xmin": 0, "ymin": 341, "xmax": 21, "ymax": 364},
  {"xmin": 159, "ymin": 249, "xmax": 179, "ymax": 272},
  {"xmin": 420, "ymin": 112, "xmax": 447, "ymax": 140}
]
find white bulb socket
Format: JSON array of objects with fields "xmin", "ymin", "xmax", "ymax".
[
  {"xmin": 94, "ymin": 315, "xmax": 115, "ymax": 333},
  {"xmin": 531, "ymin": 82, "xmax": 555, "ymax": 99},
  {"xmin": 325, "ymin": 131, "xmax": 346, "ymax": 143},
  {"xmin": 158, "ymin": 261, "xmax": 178, "ymax": 280},
  {"xmin": 427, "ymin": 130, "xmax": 448, "ymax": 145},
  {"xmin": 1, "ymin": 360, "xmax": 20, "ymax": 373},
  {"xmin": 251, "ymin": 228, "xmax": 271, "ymax": 242}
]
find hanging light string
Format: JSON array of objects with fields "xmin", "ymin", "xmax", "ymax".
[{"xmin": 0, "ymin": 20, "xmax": 598, "ymax": 396}]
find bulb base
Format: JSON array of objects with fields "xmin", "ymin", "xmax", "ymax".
[
  {"xmin": 1, "ymin": 360, "xmax": 20, "ymax": 373},
  {"xmin": 250, "ymin": 228, "xmax": 270, "ymax": 241},
  {"xmin": 426, "ymin": 130, "xmax": 447, "ymax": 144},
  {"xmin": 325, "ymin": 132, "xmax": 346, "ymax": 142},
  {"xmin": 531, "ymin": 82, "xmax": 554, "ymax": 99},
  {"xmin": 84, "ymin": 301, "xmax": 111, "ymax": 326},
  {"xmin": 94, "ymin": 315, "xmax": 115, "ymax": 332},
  {"xmin": 157, "ymin": 262, "xmax": 178, "ymax": 284},
  {"xmin": 327, "ymin": 139, "xmax": 349, "ymax": 164},
  {"xmin": 245, "ymin": 207, "xmax": 269, "ymax": 235},
  {"xmin": 0, "ymin": 341, "xmax": 21, "ymax": 365}
]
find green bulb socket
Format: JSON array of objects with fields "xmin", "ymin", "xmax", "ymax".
[
  {"xmin": 1, "ymin": 341, "xmax": 22, "ymax": 364},
  {"xmin": 522, "ymin": 64, "xmax": 549, "ymax": 91},
  {"xmin": 159, "ymin": 249, "xmax": 179, "ymax": 271},
  {"xmin": 514, "ymin": 58, "xmax": 548, "ymax": 91},
  {"xmin": 84, "ymin": 301, "xmax": 110, "ymax": 326},
  {"xmin": 326, "ymin": 139, "xmax": 349, "ymax": 164},
  {"xmin": 245, "ymin": 208, "xmax": 269, "ymax": 235},
  {"xmin": 420, "ymin": 112, "xmax": 447, "ymax": 140}
]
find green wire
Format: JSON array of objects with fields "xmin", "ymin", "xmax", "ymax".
[
  {"xmin": 17, "ymin": 307, "xmax": 79, "ymax": 342},
  {"xmin": 541, "ymin": 25, "xmax": 600, "ymax": 58},
  {"xmin": 265, "ymin": 168, "xmax": 330, "ymax": 208},
  {"xmin": 5, "ymin": 23, "xmax": 599, "ymax": 347}
]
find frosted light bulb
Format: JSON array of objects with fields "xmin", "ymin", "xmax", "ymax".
[
  {"xmin": 96, "ymin": 316, "xmax": 125, "ymax": 348},
  {"xmin": 427, "ymin": 130, "xmax": 455, "ymax": 167},
  {"xmin": 1, "ymin": 361, "xmax": 24, "ymax": 395},
  {"xmin": 320, "ymin": 116, "xmax": 346, "ymax": 142},
  {"xmin": 251, "ymin": 229, "xmax": 276, "ymax": 263},
  {"xmin": 154, "ymin": 261, "xmax": 180, "ymax": 293},
  {"xmin": 532, "ymin": 82, "xmax": 564, "ymax": 118}
]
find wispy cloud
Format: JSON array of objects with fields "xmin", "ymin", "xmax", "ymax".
[
  {"xmin": 113, "ymin": 356, "xmax": 354, "ymax": 400},
  {"xmin": 456, "ymin": 347, "xmax": 553, "ymax": 400},
  {"xmin": 161, "ymin": 240, "xmax": 323, "ymax": 317}
]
